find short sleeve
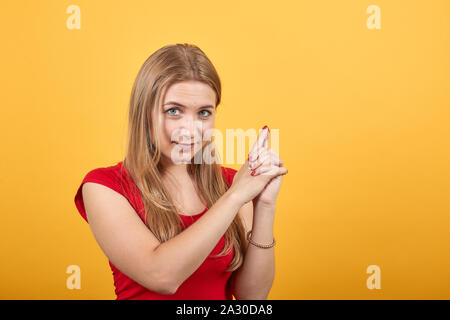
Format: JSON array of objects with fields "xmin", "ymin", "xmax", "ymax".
[
  {"xmin": 221, "ymin": 166, "xmax": 238, "ymax": 187},
  {"xmin": 74, "ymin": 167, "xmax": 128, "ymax": 223}
]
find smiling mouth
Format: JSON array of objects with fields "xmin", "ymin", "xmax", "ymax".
[{"xmin": 172, "ymin": 140, "xmax": 201, "ymax": 144}]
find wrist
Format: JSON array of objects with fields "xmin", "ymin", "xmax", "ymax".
[
  {"xmin": 253, "ymin": 199, "xmax": 276, "ymax": 211},
  {"xmin": 224, "ymin": 187, "xmax": 246, "ymax": 211}
]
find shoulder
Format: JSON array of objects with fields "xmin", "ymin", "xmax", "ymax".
[
  {"xmin": 83, "ymin": 161, "xmax": 125, "ymax": 183},
  {"xmin": 74, "ymin": 161, "xmax": 129, "ymax": 222},
  {"xmin": 82, "ymin": 162, "xmax": 130, "ymax": 195}
]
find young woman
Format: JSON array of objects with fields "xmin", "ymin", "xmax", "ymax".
[{"xmin": 74, "ymin": 43, "xmax": 288, "ymax": 300}]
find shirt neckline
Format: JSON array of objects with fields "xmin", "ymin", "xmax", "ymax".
[
  {"xmin": 117, "ymin": 161, "xmax": 210, "ymax": 218},
  {"xmin": 178, "ymin": 205, "xmax": 208, "ymax": 217}
]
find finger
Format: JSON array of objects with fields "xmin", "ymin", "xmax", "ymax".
[
  {"xmin": 249, "ymin": 126, "xmax": 269, "ymax": 161},
  {"xmin": 252, "ymin": 158, "xmax": 283, "ymax": 176},
  {"xmin": 252, "ymin": 163, "xmax": 273, "ymax": 176},
  {"xmin": 275, "ymin": 166, "xmax": 288, "ymax": 176},
  {"xmin": 249, "ymin": 147, "xmax": 279, "ymax": 170},
  {"xmin": 263, "ymin": 128, "xmax": 269, "ymax": 149},
  {"xmin": 267, "ymin": 149, "xmax": 280, "ymax": 167},
  {"xmin": 255, "ymin": 165, "xmax": 287, "ymax": 177},
  {"xmin": 252, "ymin": 149, "xmax": 279, "ymax": 168},
  {"xmin": 249, "ymin": 148, "xmax": 270, "ymax": 169},
  {"xmin": 252, "ymin": 160, "xmax": 288, "ymax": 177},
  {"xmin": 251, "ymin": 154, "xmax": 284, "ymax": 176}
]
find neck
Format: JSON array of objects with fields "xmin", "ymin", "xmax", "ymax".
[{"xmin": 160, "ymin": 154, "xmax": 190, "ymax": 181}]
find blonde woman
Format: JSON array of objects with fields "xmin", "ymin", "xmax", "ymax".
[{"xmin": 74, "ymin": 43, "xmax": 288, "ymax": 300}]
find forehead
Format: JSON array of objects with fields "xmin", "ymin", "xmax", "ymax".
[{"xmin": 162, "ymin": 80, "xmax": 216, "ymax": 107}]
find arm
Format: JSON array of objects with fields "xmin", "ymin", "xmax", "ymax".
[
  {"xmin": 150, "ymin": 187, "xmax": 243, "ymax": 292},
  {"xmin": 82, "ymin": 181, "xmax": 243, "ymax": 295},
  {"xmin": 229, "ymin": 201, "xmax": 275, "ymax": 300}
]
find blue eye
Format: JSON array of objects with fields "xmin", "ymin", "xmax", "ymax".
[
  {"xmin": 167, "ymin": 108, "xmax": 179, "ymax": 116},
  {"xmin": 166, "ymin": 108, "xmax": 211, "ymax": 118},
  {"xmin": 199, "ymin": 110, "xmax": 211, "ymax": 117}
]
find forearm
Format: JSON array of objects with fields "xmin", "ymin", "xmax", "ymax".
[
  {"xmin": 151, "ymin": 189, "xmax": 243, "ymax": 291},
  {"xmin": 232, "ymin": 203, "xmax": 275, "ymax": 300}
]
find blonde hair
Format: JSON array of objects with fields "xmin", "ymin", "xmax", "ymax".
[{"xmin": 123, "ymin": 43, "xmax": 247, "ymax": 272}]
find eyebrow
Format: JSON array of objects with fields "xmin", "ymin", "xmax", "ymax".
[{"xmin": 163, "ymin": 101, "xmax": 215, "ymax": 109}]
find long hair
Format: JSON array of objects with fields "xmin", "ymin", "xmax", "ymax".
[{"xmin": 123, "ymin": 43, "xmax": 247, "ymax": 272}]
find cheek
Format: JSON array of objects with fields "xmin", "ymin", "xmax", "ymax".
[
  {"xmin": 159, "ymin": 119, "xmax": 176, "ymax": 143},
  {"xmin": 201, "ymin": 121, "xmax": 215, "ymax": 140}
]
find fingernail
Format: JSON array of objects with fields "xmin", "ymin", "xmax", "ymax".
[
  {"xmin": 251, "ymin": 170, "xmax": 255, "ymax": 176},
  {"xmin": 262, "ymin": 125, "xmax": 269, "ymax": 133}
]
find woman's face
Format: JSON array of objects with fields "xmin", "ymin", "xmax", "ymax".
[{"xmin": 157, "ymin": 80, "xmax": 217, "ymax": 165}]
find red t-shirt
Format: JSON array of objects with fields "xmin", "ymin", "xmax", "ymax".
[{"xmin": 74, "ymin": 161, "xmax": 238, "ymax": 300}]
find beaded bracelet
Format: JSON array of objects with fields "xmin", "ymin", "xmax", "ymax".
[{"xmin": 247, "ymin": 230, "xmax": 276, "ymax": 248}]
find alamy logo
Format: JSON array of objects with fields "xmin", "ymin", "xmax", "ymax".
[
  {"xmin": 66, "ymin": 5, "xmax": 81, "ymax": 30},
  {"xmin": 366, "ymin": 5, "xmax": 381, "ymax": 30},
  {"xmin": 169, "ymin": 124, "xmax": 280, "ymax": 166},
  {"xmin": 366, "ymin": 265, "xmax": 381, "ymax": 289},
  {"xmin": 66, "ymin": 265, "xmax": 81, "ymax": 289}
]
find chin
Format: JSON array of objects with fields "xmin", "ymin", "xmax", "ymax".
[{"xmin": 164, "ymin": 149, "xmax": 196, "ymax": 164}]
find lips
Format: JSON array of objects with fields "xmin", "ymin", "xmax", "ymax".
[
  {"xmin": 172, "ymin": 140, "xmax": 200, "ymax": 145},
  {"xmin": 172, "ymin": 141, "xmax": 200, "ymax": 150}
]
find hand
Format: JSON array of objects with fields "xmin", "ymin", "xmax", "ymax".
[
  {"xmin": 248, "ymin": 126, "xmax": 287, "ymax": 208},
  {"xmin": 227, "ymin": 126, "xmax": 287, "ymax": 207}
]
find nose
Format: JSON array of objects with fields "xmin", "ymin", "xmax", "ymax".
[{"xmin": 173, "ymin": 117, "xmax": 203, "ymax": 143}]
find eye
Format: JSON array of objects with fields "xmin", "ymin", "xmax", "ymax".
[
  {"xmin": 166, "ymin": 108, "xmax": 180, "ymax": 116},
  {"xmin": 199, "ymin": 110, "xmax": 211, "ymax": 117}
]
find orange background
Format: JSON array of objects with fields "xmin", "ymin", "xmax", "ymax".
[{"xmin": 0, "ymin": 0, "xmax": 449, "ymax": 299}]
